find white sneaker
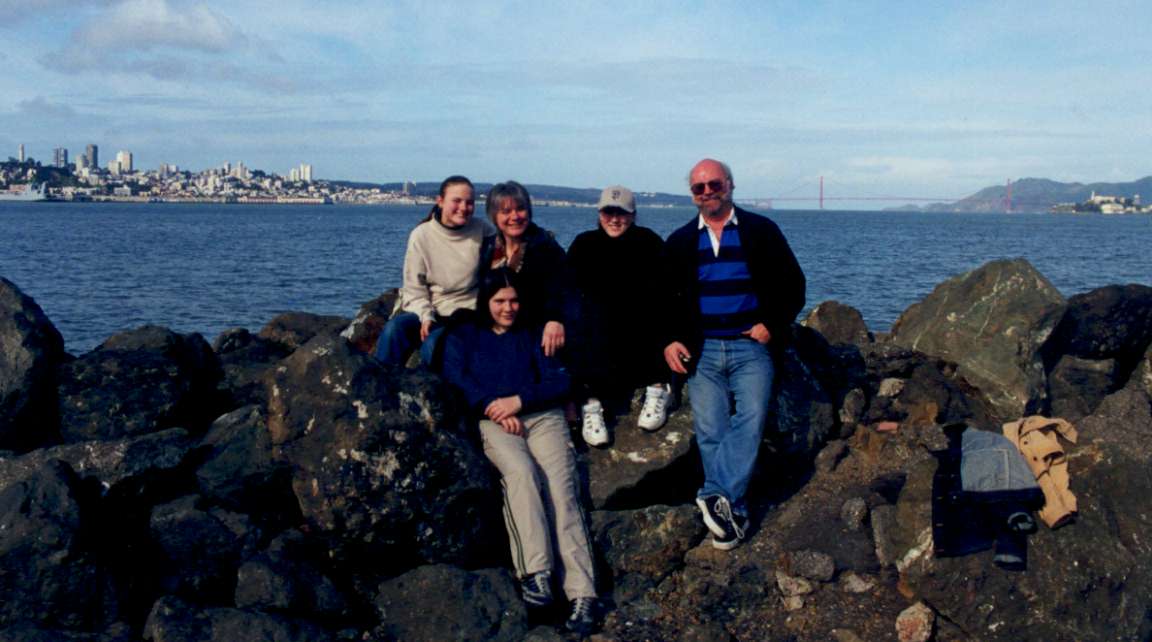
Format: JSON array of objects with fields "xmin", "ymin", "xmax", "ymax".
[
  {"xmin": 581, "ymin": 399, "xmax": 609, "ymax": 447},
  {"xmin": 637, "ymin": 384, "xmax": 671, "ymax": 431}
]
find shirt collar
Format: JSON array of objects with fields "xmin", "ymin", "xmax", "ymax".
[{"xmin": 697, "ymin": 206, "xmax": 738, "ymax": 229}]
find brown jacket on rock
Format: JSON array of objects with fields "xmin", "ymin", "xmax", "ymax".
[{"xmin": 1002, "ymin": 416, "xmax": 1079, "ymax": 528}]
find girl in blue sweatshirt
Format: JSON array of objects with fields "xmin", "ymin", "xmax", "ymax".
[{"xmin": 442, "ymin": 268, "xmax": 597, "ymax": 635}]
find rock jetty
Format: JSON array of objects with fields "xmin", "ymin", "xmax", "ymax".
[{"xmin": 1, "ymin": 261, "xmax": 1150, "ymax": 641}]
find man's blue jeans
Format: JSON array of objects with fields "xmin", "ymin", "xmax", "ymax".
[
  {"xmin": 375, "ymin": 311, "xmax": 442, "ymax": 367},
  {"xmin": 688, "ymin": 338, "xmax": 775, "ymax": 516}
]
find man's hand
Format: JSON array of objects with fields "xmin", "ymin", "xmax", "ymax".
[
  {"xmin": 742, "ymin": 323, "xmax": 772, "ymax": 345},
  {"xmin": 419, "ymin": 319, "xmax": 434, "ymax": 342},
  {"xmin": 664, "ymin": 341, "xmax": 692, "ymax": 374},
  {"xmin": 498, "ymin": 416, "xmax": 524, "ymax": 436},
  {"xmin": 542, "ymin": 321, "xmax": 565, "ymax": 356},
  {"xmin": 485, "ymin": 396, "xmax": 523, "ymax": 422}
]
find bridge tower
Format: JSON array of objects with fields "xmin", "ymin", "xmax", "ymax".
[{"xmin": 819, "ymin": 175, "xmax": 824, "ymax": 210}]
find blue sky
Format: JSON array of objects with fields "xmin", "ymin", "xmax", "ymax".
[{"xmin": 2, "ymin": 0, "xmax": 1150, "ymax": 208}]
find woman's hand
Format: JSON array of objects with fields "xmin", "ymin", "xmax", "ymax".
[
  {"xmin": 542, "ymin": 321, "xmax": 565, "ymax": 357},
  {"xmin": 419, "ymin": 319, "xmax": 434, "ymax": 342},
  {"xmin": 498, "ymin": 416, "xmax": 524, "ymax": 436},
  {"xmin": 485, "ymin": 395, "xmax": 523, "ymax": 422}
]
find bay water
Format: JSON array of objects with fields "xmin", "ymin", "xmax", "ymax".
[{"xmin": 1, "ymin": 201, "xmax": 1148, "ymax": 354}]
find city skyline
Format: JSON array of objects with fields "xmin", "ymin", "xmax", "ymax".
[{"xmin": 2, "ymin": 1, "xmax": 1151, "ymax": 209}]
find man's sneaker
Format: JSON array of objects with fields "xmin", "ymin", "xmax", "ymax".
[
  {"xmin": 696, "ymin": 495, "xmax": 743, "ymax": 541},
  {"xmin": 565, "ymin": 597, "xmax": 597, "ymax": 635},
  {"xmin": 520, "ymin": 571, "xmax": 553, "ymax": 607},
  {"xmin": 582, "ymin": 400, "xmax": 609, "ymax": 447},
  {"xmin": 637, "ymin": 384, "xmax": 671, "ymax": 431},
  {"xmin": 712, "ymin": 513, "xmax": 749, "ymax": 551}
]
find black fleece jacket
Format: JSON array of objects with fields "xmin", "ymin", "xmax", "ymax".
[{"xmin": 662, "ymin": 206, "xmax": 806, "ymax": 368}]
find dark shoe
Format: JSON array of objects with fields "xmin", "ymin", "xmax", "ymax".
[
  {"xmin": 520, "ymin": 571, "xmax": 553, "ymax": 607},
  {"xmin": 696, "ymin": 495, "xmax": 740, "ymax": 540},
  {"xmin": 565, "ymin": 597, "xmax": 597, "ymax": 635},
  {"xmin": 712, "ymin": 513, "xmax": 749, "ymax": 551}
]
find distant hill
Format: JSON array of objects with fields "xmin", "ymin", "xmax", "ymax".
[
  {"xmin": 327, "ymin": 180, "xmax": 695, "ymax": 208},
  {"xmin": 889, "ymin": 176, "xmax": 1152, "ymax": 213}
]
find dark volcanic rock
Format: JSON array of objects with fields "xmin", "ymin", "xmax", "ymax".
[
  {"xmin": 592, "ymin": 504, "xmax": 705, "ymax": 603},
  {"xmin": 893, "ymin": 384, "xmax": 1152, "ymax": 641},
  {"xmin": 372, "ymin": 565, "xmax": 527, "ymax": 642},
  {"xmin": 144, "ymin": 595, "xmax": 334, "ymax": 642},
  {"xmin": 890, "ymin": 258, "xmax": 1065, "ymax": 420},
  {"xmin": 583, "ymin": 403, "xmax": 698, "ymax": 510},
  {"xmin": 803, "ymin": 300, "xmax": 873, "ymax": 346},
  {"xmin": 341, "ymin": 290, "xmax": 398, "ymax": 355},
  {"xmin": 265, "ymin": 334, "xmax": 502, "ymax": 574},
  {"xmin": 258, "ymin": 312, "xmax": 349, "ymax": 352},
  {"xmin": 0, "ymin": 277, "xmax": 66, "ymax": 452},
  {"xmin": 212, "ymin": 329, "xmax": 292, "ymax": 408},
  {"xmin": 194, "ymin": 406, "xmax": 297, "ymax": 523},
  {"xmin": 860, "ymin": 344, "xmax": 999, "ymax": 430},
  {"xmin": 1041, "ymin": 284, "xmax": 1152, "ymax": 417},
  {"xmin": 149, "ymin": 496, "xmax": 262, "ymax": 603},
  {"xmin": 57, "ymin": 326, "xmax": 225, "ymax": 443},
  {"xmin": 0, "ymin": 460, "xmax": 116, "ymax": 631},
  {"xmin": 233, "ymin": 529, "xmax": 348, "ymax": 620},
  {"xmin": 1046, "ymin": 355, "xmax": 1120, "ymax": 420}
]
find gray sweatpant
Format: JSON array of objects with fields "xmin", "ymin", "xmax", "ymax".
[{"xmin": 479, "ymin": 408, "xmax": 596, "ymax": 600}]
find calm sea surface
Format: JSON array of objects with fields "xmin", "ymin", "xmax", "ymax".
[{"xmin": 1, "ymin": 202, "xmax": 1149, "ymax": 354}]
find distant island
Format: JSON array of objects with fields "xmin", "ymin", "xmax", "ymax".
[{"xmin": 885, "ymin": 176, "xmax": 1152, "ymax": 214}]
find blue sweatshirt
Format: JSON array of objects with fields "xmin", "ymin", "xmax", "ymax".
[{"xmin": 441, "ymin": 323, "xmax": 570, "ymax": 420}]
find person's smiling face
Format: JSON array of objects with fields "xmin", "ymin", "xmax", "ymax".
[
  {"xmin": 494, "ymin": 197, "xmax": 530, "ymax": 240},
  {"xmin": 598, "ymin": 207, "xmax": 634, "ymax": 238},
  {"xmin": 488, "ymin": 286, "xmax": 520, "ymax": 330},
  {"xmin": 437, "ymin": 183, "xmax": 475, "ymax": 227}
]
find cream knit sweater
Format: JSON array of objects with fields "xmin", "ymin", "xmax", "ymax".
[{"xmin": 399, "ymin": 216, "xmax": 493, "ymax": 322}]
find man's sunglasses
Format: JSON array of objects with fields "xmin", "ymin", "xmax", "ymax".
[{"xmin": 690, "ymin": 180, "xmax": 727, "ymax": 195}]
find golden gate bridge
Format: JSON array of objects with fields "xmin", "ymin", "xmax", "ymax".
[{"xmin": 746, "ymin": 176, "xmax": 1049, "ymax": 212}]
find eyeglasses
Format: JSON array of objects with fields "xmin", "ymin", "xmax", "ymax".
[{"xmin": 690, "ymin": 179, "xmax": 727, "ymax": 196}]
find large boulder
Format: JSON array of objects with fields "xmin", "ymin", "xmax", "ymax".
[
  {"xmin": 803, "ymin": 300, "xmax": 873, "ymax": 346},
  {"xmin": 258, "ymin": 312, "xmax": 348, "ymax": 352},
  {"xmin": 265, "ymin": 334, "xmax": 503, "ymax": 575},
  {"xmin": 591, "ymin": 504, "xmax": 705, "ymax": 604},
  {"xmin": 0, "ymin": 460, "xmax": 117, "ymax": 631},
  {"xmin": 149, "ymin": 496, "xmax": 263, "ymax": 603},
  {"xmin": 1041, "ymin": 284, "xmax": 1152, "ymax": 417},
  {"xmin": 212, "ymin": 329, "xmax": 292, "ymax": 409},
  {"xmin": 583, "ymin": 403, "xmax": 698, "ymax": 510},
  {"xmin": 372, "ymin": 565, "xmax": 527, "ymax": 642},
  {"xmin": 233, "ymin": 529, "xmax": 349, "ymax": 621},
  {"xmin": 57, "ymin": 326, "xmax": 225, "ymax": 443},
  {"xmin": 890, "ymin": 258, "xmax": 1065, "ymax": 420},
  {"xmin": 194, "ymin": 405, "xmax": 297, "ymax": 526},
  {"xmin": 0, "ymin": 277, "xmax": 66, "ymax": 452}
]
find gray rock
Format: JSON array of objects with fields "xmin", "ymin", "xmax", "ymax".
[
  {"xmin": 150, "ymin": 497, "xmax": 262, "ymax": 602},
  {"xmin": 803, "ymin": 300, "xmax": 873, "ymax": 345},
  {"xmin": 373, "ymin": 565, "xmax": 527, "ymax": 642},
  {"xmin": 58, "ymin": 326, "xmax": 224, "ymax": 442},
  {"xmin": 0, "ymin": 277, "xmax": 65, "ymax": 452},
  {"xmin": 775, "ymin": 570, "xmax": 814, "ymax": 597},
  {"xmin": 839, "ymin": 572, "xmax": 876, "ymax": 594},
  {"xmin": 815, "ymin": 440, "xmax": 849, "ymax": 473},
  {"xmin": 783, "ymin": 549, "xmax": 836, "ymax": 582},
  {"xmin": 870, "ymin": 504, "xmax": 898, "ymax": 567},
  {"xmin": 212, "ymin": 328, "xmax": 292, "ymax": 408},
  {"xmin": 890, "ymin": 258, "xmax": 1065, "ymax": 420},
  {"xmin": 840, "ymin": 497, "xmax": 868, "ymax": 532},
  {"xmin": 1041, "ymin": 283, "xmax": 1152, "ymax": 379}
]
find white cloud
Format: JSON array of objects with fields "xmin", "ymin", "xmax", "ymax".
[
  {"xmin": 0, "ymin": 0, "xmax": 107, "ymax": 25},
  {"xmin": 73, "ymin": 0, "xmax": 245, "ymax": 53},
  {"xmin": 16, "ymin": 96, "xmax": 78, "ymax": 119}
]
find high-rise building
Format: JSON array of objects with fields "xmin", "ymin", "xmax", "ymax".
[
  {"xmin": 300, "ymin": 163, "xmax": 312, "ymax": 182},
  {"xmin": 86, "ymin": 144, "xmax": 99, "ymax": 170},
  {"xmin": 53, "ymin": 147, "xmax": 69, "ymax": 168},
  {"xmin": 116, "ymin": 150, "xmax": 133, "ymax": 173},
  {"xmin": 18, "ymin": 144, "xmax": 25, "ymax": 162}
]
